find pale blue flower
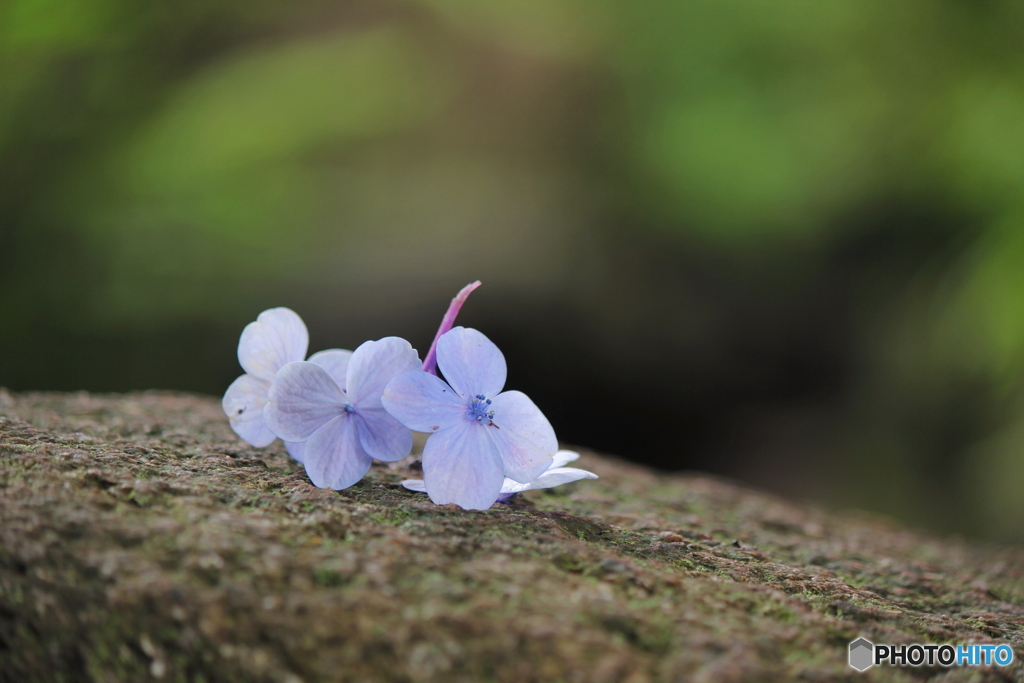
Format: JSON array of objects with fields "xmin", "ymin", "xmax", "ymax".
[
  {"xmin": 221, "ymin": 307, "xmax": 352, "ymax": 463},
  {"xmin": 264, "ymin": 337, "xmax": 421, "ymax": 490},
  {"xmin": 382, "ymin": 326, "xmax": 557, "ymax": 510},
  {"xmin": 277, "ymin": 349, "xmax": 352, "ymax": 464},
  {"xmin": 401, "ymin": 450, "xmax": 597, "ymax": 502}
]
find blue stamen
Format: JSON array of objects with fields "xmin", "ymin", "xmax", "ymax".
[
  {"xmin": 343, "ymin": 402, "xmax": 356, "ymax": 414},
  {"xmin": 467, "ymin": 395, "xmax": 496, "ymax": 425}
]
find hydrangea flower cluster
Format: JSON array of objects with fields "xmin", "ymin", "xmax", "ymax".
[{"xmin": 222, "ymin": 283, "xmax": 597, "ymax": 510}]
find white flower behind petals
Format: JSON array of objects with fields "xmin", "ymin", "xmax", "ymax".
[
  {"xmin": 222, "ymin": 307, "xmax": 309, "ymax": 447},
  {"xmin": 222, "ymin": 307, "xmax": 356, "ymax": 458},
  {"xmin": 401, "ymin": 451, "xmax": 598, "ymax": 501}
]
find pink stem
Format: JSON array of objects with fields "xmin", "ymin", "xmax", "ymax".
[{"xmin": 422, "ymin": 281, "xmax": 482, "ymax": 376}]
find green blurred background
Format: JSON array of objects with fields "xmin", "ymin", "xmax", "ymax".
[{"xmin": 3, "ymin": 0, "xmax": 1024, "ymax": 541}]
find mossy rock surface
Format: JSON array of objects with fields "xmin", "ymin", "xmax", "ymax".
[{"xmin": 1, "ymin": 390, "xmax": 1022, "ymax": 682}]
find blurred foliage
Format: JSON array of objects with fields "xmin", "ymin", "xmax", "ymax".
[{"xmin": 3, "ymin": 0, "xmax": 1024, "ymax": 539}]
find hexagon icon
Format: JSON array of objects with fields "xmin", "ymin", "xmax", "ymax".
[{"xmin": 849, "ymin": 638, "xmax": 874, "ymax": 671}]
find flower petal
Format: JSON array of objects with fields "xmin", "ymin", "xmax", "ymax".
[
  {"xmin": 264, "ymin": 361, "xmax": 346, "ymax": 442},
  {"xmin": 501, "ymin": 467, "xmax": 598, "ymax": 494},
  {"xmin": 303, "ymin": 415, "xmax": 373, "ymax": 490},
  {"xmin": 381, "ymin": 370, "xmax": 466, "ymax": 433},
  {"xmin": 487, "ymin": 390, "xmax": 557, "ymax": 483},
  {"xmin": 238, "ymin": 308, "xmax": 309, "ymax": 381},
  {"xmin": 355, "ymin": 407, "xmax": 412, "ymax": 462},
  {"xmin": 550, "ymin": 450, "xmax": 580, "ymax": 469},
  {"xmin": 346, "ymin": 337, "xmax": 421, "ymax": 408},
  {"xmin": 307, "ymin": 349, "xmax": 353, "ymax": 387},
  {"xmin": 222, "ymin": 374, "xmax": 275, "ymax": 447},
  {"xmin": 284, "ymin": 440, "xmax": 306, "ymax": 463},
  {"xmin": 401, "ymin": 479, "xmax": 427, "ymax": 493},
  {"xmin": 422, "ymin": 420, "xmax": 504, "ymax": 510},
  {"xmin": 436, "ymin": 327, "xmax": 506, "ymax": 400}
]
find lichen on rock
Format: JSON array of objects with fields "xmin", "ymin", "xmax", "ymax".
[{"xmin": 1, "ymin": 390, "xmax": 1022, "ymax": 682}]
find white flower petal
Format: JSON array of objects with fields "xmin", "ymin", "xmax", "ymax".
[
  {"xmin": 403, "ymin": 466, "xmax": 598, "ymax": 499},
  {"xmin": 501, "ymin": 467, "xmax": 598, "ymax": 494},
  {"xmin": 550, "ymin": 450, "xmax": 580, "ymax": 469},
  {"xmin": 222, "ymin": 374, "xmax": 275, "ymax": 447},
  {"xmin": 238, "ymin": 308, "xmax": 309, "ymax": 381}
]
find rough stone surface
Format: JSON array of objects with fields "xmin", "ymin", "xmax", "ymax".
[{"xmin": 1, "ymin": 390, "xmax": 1022, "ymax": 682}]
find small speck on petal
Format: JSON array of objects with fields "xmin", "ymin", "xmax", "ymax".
[{"xmin": 222, "ymin": 374, "xmax": 275, "ymax": 447}]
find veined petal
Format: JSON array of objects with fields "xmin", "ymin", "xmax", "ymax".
[
  {"xmin": 401, "ymin": 479, "xmax": 427, "ymax": 493},
  {"xmin": 436, "ymin": 327, "xmax": 506, "ymax": 400},
  {"xmin": 222, "ymin": 374, "xmax": 275, "ymax": 447},
  {"xmin": 355, "ymin": 407, "xmax": 412, "ymax": 462},
  {"xmin": 284, "ymin": 440, "xmax": 306, "ymax": 463},
  {"xmin": 550, "ymin": 450, "xmax": 580, "ymax": 469},
  {"xmin": 501, "ymin": 467, "xmax": 598, "ymax": 494},
  {"xmin": 238, "ymin": 308, "xmax": 308, "ymax": 381},
  {"xmin": 381, "ymin": 371, "xmax": 465, "ymax": 433},
  {"xmin": 307, "ymin": 349, "xmax": 353, "ymax": 387},
  {"xmin": 422, "ymin": 420, "xmax": 504, "ymax": 510},
  {"xmin": 303, "ymin": 415, "xmax": 372, "ymax": 490},
  {"xmin": 487, "ymin": 390, "xmax": 557, "ymax": 483},
  {"xmin": 346, "ymin": 337, "xmax": 421, "ymax": 408},
  {"xmin": 264, "ymin": 361, "xmax": 346, "ymax": 442}
]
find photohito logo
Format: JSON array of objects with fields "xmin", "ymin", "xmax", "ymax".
[
  {"xmin": 849, "ymin": 638, "xmax": 873, "ymax": 671},
  {"xmin": 849, "ymin": 638, "xmax": 1014, "ymax": 671}
]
